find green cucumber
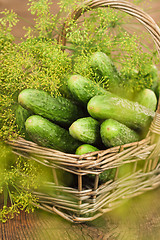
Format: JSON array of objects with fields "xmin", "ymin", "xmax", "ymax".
[
  {"xmin": 149, "ymin": 65, "xmax": 159, "ymax": 98},
  {"xmin": 75, "ymin": 144, "xmax": 115, "ymax": 183},
  {"xmin": 67, "ymin": 74, "xmax": 111, "ymax": 104},
  {"xmin": 87, "ymin": 169, "xmax": 116, "ymax": 183},
  {"xmin": 98, "ymin": 168, "xmax": 116, "ymax": 183},
  {"xmin": 69, "ymin": 117, "xmax": 100, "ymax": 145},
  {"xmin": 100, "ymin": 119, "xmax": 140, "ymax": 147},
  {"xmin": 142, "ymin": 64, "xmax": 159, "ymax": 92},
  {"xmin": 90, "ymin": 51, "xmax": 121, "ymax": 93},
  {"xmin": 18, "ymin": 89, "xmax": 84, "ymax": 127},
  {"xmin": 134, "ymin": 88, "xmax": 157, "ymax": 111},
  {"xmin": 134, "ymin": 88, "xmax": 157, "ymax": 138},
  {"xmin": 25, "ymin": 115, "xmax": 81, "ymax": 153},
  {"xmin": 75, "ymin": 144, "xmax": 99, "ymax": 155},
  {"xmin": 15, "ymin": 104, "xmax": 32, "ymax": 139},
  {"xmin": 87, "ymin": 94, "xmax": 155, "ymax": 129}
]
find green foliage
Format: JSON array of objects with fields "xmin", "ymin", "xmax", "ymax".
[
  {"xmin": 65, "ymin": 8, "xmax": 122, "ymax": 55},
  {"xmin": 0, "ymin": 141, "xmax": 56, "ymax": 222},
  {"xmin": 27, "ymin": 0, "xmax": 57, "ymax": 38},
  {"xmin": 58, "ymin": 0, "xmax": 84, "ymax": 12},
  {"xmin": 117, "ymin": 32, "xmax": 157, "ymax": 92},
  {"xmin": 0, "ymin": 9, "xmax": 19, "ymax": 46},
  {"xmin": 65, "ymin": 6, "xmax": 158, "ymax": 93},
  {"xmin": 0, "ymin": 143, "xmax": 42, "ymax": 222},
  {"xmin": 0, "ymin": 34, "xmax": 72, "ymax": 141}
]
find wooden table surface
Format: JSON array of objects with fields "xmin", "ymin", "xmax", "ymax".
[
  {"xmin": 0, "ymin": 187, "xmax": 160, "ymax": 240},
  {"xmin": 0, "ymin": 0, "xmax": 160, "ymax": 239}
]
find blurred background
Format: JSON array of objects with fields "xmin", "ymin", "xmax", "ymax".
[
  {"xmin": 0, "ymin": 0, "xmax": 159, "ymax": 39},
  {"xmin": 0, "ymin": 0, "xmax": 59, "ymax": 39}
]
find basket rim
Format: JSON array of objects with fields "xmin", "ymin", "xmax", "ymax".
[
  {"xmin": 58, "ymin": 0, "xmax": 160, "ymax": 56},
  {"xmin": 8, "ymin": 134, "xmax": 157, "ymax": 174}
]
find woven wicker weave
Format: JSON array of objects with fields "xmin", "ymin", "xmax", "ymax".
[{"xmin": 8, "ymin": 0, "xmax": 160, "ymax": 223}]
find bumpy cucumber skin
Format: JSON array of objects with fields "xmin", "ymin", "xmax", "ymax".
[
  {"xmin": 90, "ymin": 52, "xmax": 121, "ymax": 93},
  {"xmin": 75, "ymin": 144, "xmax": 99, "ymax": 155},
  {"xmin": 99, "ymin": 168, "xmax": 116, "ymax": 183},
  {"xmin": 100, "ymin": 119, "xmax": 140, "ymax": 147},
  {"xmin": 25, "ymin": 115, "xmax": 81, "ymax": 153},
  {"xmin": 69, "ymin": 117, "xmax": 100, "ymax": 144},
  {"xmin": 149, "ymin": 65, "xmax": 159, "ymax": 96},
  {"xmin": 15, "ymin": 104, "xmax": 31, "ymax": 139},
  {"xmin": 134, "ymin": 88, "xmax": 157, "ymax": 111},
  {"xmin": 88, "ymin": 168, "xmax": 116, "ymax": 183},
  {"xmin": 18, "ymin": 89, "xmax": 84, "ymax": 127},
  {"xmin": 67, "ymin": 74, "xmax": 111, "ymax": 104},
  {"xmin": 142, "ymin": 64, "xmax": 159, "ymax": 91},
  {"xmin": 75, "ymin": 144, "xmax": 115, "ymax": 182},
  {"xmin": 87, "ymin": 94, "xmax": 155, "ymax": 129}
]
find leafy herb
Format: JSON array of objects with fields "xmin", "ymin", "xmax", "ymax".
[{"xmin": 0, "ymin": 143, "xmax": 39, "ymax": 222}]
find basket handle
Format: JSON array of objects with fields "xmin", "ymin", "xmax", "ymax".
[
  {"xmin": 58, "ymin": 0, "xmax": 160, "ymax": 115},
  {"xmin": 58, "ymin": 0, "xmax": 160, "ymax": 54}
]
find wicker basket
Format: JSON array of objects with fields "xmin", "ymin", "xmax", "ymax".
[{"xmin": 8, "ymin": 0, "xmax": 160, "ymax": 223}]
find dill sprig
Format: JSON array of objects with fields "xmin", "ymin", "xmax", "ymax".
[{"xmin": 0, "ymin": 142, "xmax": 44, "ymax": 222}]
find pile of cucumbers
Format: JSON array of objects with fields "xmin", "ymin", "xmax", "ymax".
[{"xmin": 16, "ymin": 52, "xmax": 158, "ymax": 156}]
